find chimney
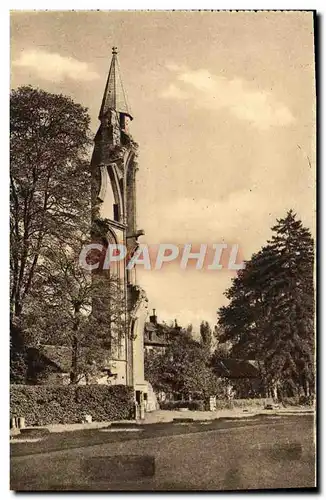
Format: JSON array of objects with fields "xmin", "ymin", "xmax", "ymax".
[
  {"xmin": 174, "ymin": 318, "xmax": 181, "ymax": 331},
  {"xmin": 149, "ymin": 308, "xmax": 157, "ymax": 325}
]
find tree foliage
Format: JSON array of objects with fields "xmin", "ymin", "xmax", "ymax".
[
  {"xmin": 21, "ymin": 233, "xmax": 126, "ymax": 384},
  {"xmin": 200, "ymin": 321, "xmax": 213, "ymax": 352},
  {"xmin": 10, "ymin": 86, "xmax": 125, "ymax": 384},
  {"xmin": 10, "ymin": 86, "xmax": 92, "ymax": 321},
  {"xmin": 145, "ymin": 330, "xmax": 223, "ymax": 399}
]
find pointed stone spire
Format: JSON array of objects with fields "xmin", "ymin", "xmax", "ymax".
[{"xmin": 99, "ymin": 47, "xmax": 133, "ymax": 121}]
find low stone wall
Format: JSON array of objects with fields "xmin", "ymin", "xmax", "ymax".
[
  {"xmin": 160, "ymin": 398, "xmax": 274, "ymax": 411},
  {"xmin": 224, "ymin": 398, "xmax": 274, "ymax": 409}
]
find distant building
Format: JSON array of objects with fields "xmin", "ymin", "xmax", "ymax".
[
  {"xmin": 212, "ymin": 358, "xmax": 264, "ymax": 398},
  {"xmin": 26, "ymin": 345, "xmax": 121, "ymax": 385},
  {"xmin": 144, "ymin": 310, "xmax": 181, "ymax": 355}
]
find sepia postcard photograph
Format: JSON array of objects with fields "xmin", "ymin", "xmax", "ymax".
[{"xmin": 9, "ymin": 9, "xmax": 316, "ymax": 492}]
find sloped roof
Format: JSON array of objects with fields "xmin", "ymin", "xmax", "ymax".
[
  {"xmin": 144, "ymin": 326, "xmax": 168, "ymax": 346},
  {"xmin": 30, "ymin": 345, "xmax": 111, "ymax": 373},
  {"xmin": 145, "ymin": 323, "xmax": 157, "ymax": 333},
  {"xmin": 213, "ymin": 358, "xmax": 260, "ymax": 379},
  {"xmin": 145, "ymin": 332, "xmax": 169, "ymax": 346},
  {"xmin": 144, "ymin": 321, "xmax": 182, "ymax": 346},
  {"xmin": 99, "ymin": 47, "xmax": 133, "ymax": 120}
]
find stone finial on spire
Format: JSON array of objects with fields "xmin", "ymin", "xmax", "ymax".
[{"xmin": 99, "ymin": 47, "xmax": 133, "ymax": 121}]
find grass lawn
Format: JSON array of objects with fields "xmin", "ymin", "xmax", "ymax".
[{"xmin": 11, "ymin": 414, "xmax": 315, "ymax": 491}]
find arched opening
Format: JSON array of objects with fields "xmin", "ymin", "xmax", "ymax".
[
  {"xmin": 101, "ymin": 172, "xmax": 116, "ymax": 221},
  {"xmin": 125, "ymin": 153, "xmax": 136, "ymax": 235}
]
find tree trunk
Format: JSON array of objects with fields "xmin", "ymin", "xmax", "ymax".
[
  {"xmin": 305, "ymin": 380, "xmax": 310, "ymax": 397},
  {"xmin": 272, "ymin": 383, "xmax": 278, "ymax": 401},
  {"xmin": 70, "ymin": 335, "xmax": 79, "ymax": 384},
  {"xmin": 70, "ymin": 305, "xmax": 81, "ymax": 384}
]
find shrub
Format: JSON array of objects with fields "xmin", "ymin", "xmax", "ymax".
[
  {"xmin": 281, "ymin": 395, "xmax": 315, "ymax": 407},
  {"xmin": 160, "ymin": 400, "xmax": 205, "ymax": 411},
  {"xmin": 299, "ymin": 394, "xmax": 315, "ymax": 406},
  {"xmin": 159, "ymin": 398, "xmax": 274, "ymax": 411},
  {"xmin": 188, "ymin": 401, "xmax": 205, "ymax": 411},
  {"xmin": 225, "ymin": 398, "xmax": 274, "ymax": 409},
  {"xmin": 10, "ymin": 384, "xmax": 134, "ymax": 426}
]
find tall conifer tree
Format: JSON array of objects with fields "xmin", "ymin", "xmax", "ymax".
[{"xmin": 218, "ymin": 211, "xmax": 314, "ymax": 398}]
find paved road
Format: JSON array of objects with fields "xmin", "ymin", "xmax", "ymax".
[{"xmin": 11, "ymin": 415, "xmax": 315, "ymax": 491}]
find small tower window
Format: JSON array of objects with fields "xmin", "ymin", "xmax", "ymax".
[
  {"xmin": 113, "ymin": 203, "xmax": 119, "ymax": 222},
  {"xmin": 120, "ymin": 114, "xmax": 126, "ymax": 131}
]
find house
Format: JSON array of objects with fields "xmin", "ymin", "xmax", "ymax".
[
  {"xmin": 26, "ymin": 345, "xmax": 122, "ymax": 386},
  {"xmin": 144, "ymin": 309, "xmax": 181, "ymax": 356},
  {"xmin": 212, "ymin": 358, "xmax": 265, "ymax": 398}
]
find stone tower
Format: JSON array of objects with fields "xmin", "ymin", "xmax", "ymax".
[{"xmin": 91, "ymin": 47, "xmax": 148, "ymax": 398}]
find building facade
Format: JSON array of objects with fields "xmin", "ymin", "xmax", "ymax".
[
  {"xmin": 144, "ymin": 309, "xmax": 182, "ymax": 356},
  {"xmin": 91, "ymin": 47, "xmax": 148, "ymax": 401}
]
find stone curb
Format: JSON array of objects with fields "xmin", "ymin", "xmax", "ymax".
[{"xmin": 10, "ymin": 408, "xmax": 314, "ymax": 438}]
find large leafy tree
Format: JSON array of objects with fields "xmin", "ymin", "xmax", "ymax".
[
  {"xmin": 145, "ymin": 331, "xmax": 223, "ymax": 399},
  {"xmin": 10, "ymin": 86, "xmax": 124, "ymax": 383},
  {"xmin": 10, "ymin": 86, "xmax": 91, "ymax": 324},
  {"xmin": 21, "ymin": 233, "xmax": 126, "ymax": 384},
  {"xmin": 218, "ymin": 210, "xmax": 315, "ymax": 398}
]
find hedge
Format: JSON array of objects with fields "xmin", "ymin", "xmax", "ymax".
[
  {"xmin": 160, "ymin": 398, "xmax": 275, "ymax": 411},
  {"xmin": 221, "ymin": 398, "xmax": 274, "ymax": 409},
  {"xmin": 10, "ymin": 384, "xmax": 134, "ymax": 426},
  {"xmin": 160, "ymin": 396, "xmax": 314, "ymax": 411},
  {"xmin": 160, "ymin": 401, "xmax": 205, "ymax": 411}
]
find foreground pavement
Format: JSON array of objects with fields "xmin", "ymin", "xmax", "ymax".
[
  {"xmin": 11, "ymin": 414, "xmax": 315, "ymax": 491},
  {"xmin": 10, "ymin": 405, "xmax": 314, "ymax": 436}
]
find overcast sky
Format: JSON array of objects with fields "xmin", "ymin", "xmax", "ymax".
[{"xmin": 11, "ymin": 11, "xmax": 316, "ymax": 332}]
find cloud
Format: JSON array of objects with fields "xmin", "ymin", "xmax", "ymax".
[
  {"xmin": 12, "ymin": 49, "xmax": 100, "ymax": 83},
  {"xmin": 161, "ymin": 83, "xmax": 189, "ymax": 100},
  {"xmin": 165, "ymin": 62, "xmax": 188, "ymax": 73},
  {"xmin": 162, "ymin": 65, "xmax": 294, "ymax": 129}
]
